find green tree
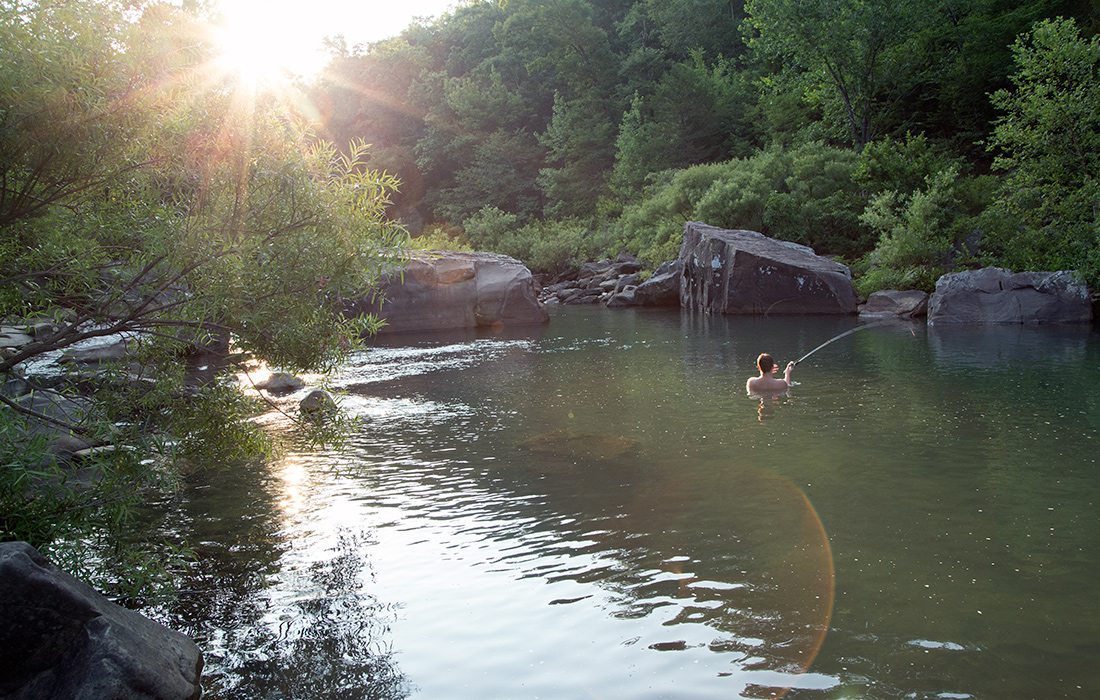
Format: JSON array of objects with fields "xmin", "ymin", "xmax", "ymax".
[
  {"xmin": 985, "ymin": 16, "xmax": 1100, "ymax": 285},
  {"xmin": 612, "ymin": 54, "xmax": 756, "ymax": 193},
  {"xmin": 538, "ymin": 94, "xmax": 618, "ymax": 217},
  {"xmin": 0, "ymin": 1, "xmax": 407, "ymax": 588},
  {"xmin": 743, "ymin": 0, "xmax": 927, "ymax": 148}
]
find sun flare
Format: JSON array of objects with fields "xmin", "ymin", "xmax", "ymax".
[{"xmin": 210, "ymin": 3, "xmax": 326, "ymax": 87}]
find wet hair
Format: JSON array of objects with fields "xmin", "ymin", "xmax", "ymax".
[{"xmin": 757, "ymin": 353, "xmax": 775, "ymax": 373}]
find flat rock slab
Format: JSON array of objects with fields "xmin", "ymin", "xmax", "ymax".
[
  {"xmin": 860, "ymin": 290, "xmax": 929, "ymax": 318},
  {"xmin": 928, "ymin": 268, "xmax": 1092, "ymax": 324},
  {"xmin": 0, "ymin": 328, "xmax": 33, "ymax": 349},
  {"xmin": 678, "ymin": 223, "xmax": 857, "ymax": 315},
  {"xmin": 0, "ymin": 542, "xmax": 202, "ymax": 700}
]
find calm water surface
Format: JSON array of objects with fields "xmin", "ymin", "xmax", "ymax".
[{"xmin": 154, "ymin": 306, "xmax": 1100, "ymax": 699}]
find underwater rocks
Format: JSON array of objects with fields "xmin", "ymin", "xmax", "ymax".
[{"xmin": 518, "ymin": 428, "xmax": 641, "ymax": 463}]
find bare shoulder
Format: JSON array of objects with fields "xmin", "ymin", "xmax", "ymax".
[{"xmin": 747, "ymin": 376, "xmax": 789, "ymax": 395}]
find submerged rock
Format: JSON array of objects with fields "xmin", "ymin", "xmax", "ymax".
[
  {"xmin": 678, "ymin": 223, "xmax": 857, "ymax": 315},
  {"xmin": 518, "ymin": 428, "xmax": 641, "ymax": 463},
  {"xmin": 928, "ymin": 268, "xmax": 1092, "ymax": 324},
  {"xmin": 0, "ymin": 541, "xmax": 203, "ymax": 700}
]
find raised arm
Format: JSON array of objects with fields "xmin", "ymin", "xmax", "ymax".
[{"xmin": 783, "ymin": 361, "xmax": 795, "ymax": 386}]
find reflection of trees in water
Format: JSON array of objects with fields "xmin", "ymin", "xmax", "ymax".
[
  {"xmin": 148, "ymin": 459, "xmax": 409, "ymax": 700},
  {"xmin": 204, "ymin": 532, "xmax": 410, "ymax": 700}
]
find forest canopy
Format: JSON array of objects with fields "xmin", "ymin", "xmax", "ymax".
[{"xmin": 314, "ymin": 0, "xmax": 1100, "ymax": 289}]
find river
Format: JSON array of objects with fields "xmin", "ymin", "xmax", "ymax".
[{"xmin": 151, "ymin": 306, "xmax": 1100, "ymax": 699}]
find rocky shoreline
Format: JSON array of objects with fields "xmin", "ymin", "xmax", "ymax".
[{"xmin": 539, "ymin": 222, "xmax": 1094, "ymax": 325}]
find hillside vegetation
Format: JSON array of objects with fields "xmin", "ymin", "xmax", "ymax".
[{"xmin": 314, "ymin": 0, "xmax": 1100, "ymax": 293}]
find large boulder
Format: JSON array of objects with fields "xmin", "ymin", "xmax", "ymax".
[
  {"xmin": 927, "ymin": 268, "xmax": 1092, "ymax": 325},
  {"xmin": 0, "ymin": 541, "xmax": 203, "ymax": 700},
  {"xmin": 352, "ymin": 251, "xmax": 548, "ymax": 334},
  {"xmin": 678, "ymin": 223, "xmax": 857, "ymax": 315},
  {"xmin": 633, "ymin": 260, "xmax": 682, "ymax": 307}
]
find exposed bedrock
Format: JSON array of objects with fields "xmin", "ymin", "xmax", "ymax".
[
  {"xmin": 678, "ymin": 222, "xmax": 858, "ymax": 315},
  {"xmin": 0, "ymin": 541, "xmax": 203, "ymax": 700},
  {"xmin": 927, "ymin": 268, "xmax": 1092, "ymax": 324},
  {"xmin": 350, "ymin": 251, "xmax": 549, "ymax": 334}
]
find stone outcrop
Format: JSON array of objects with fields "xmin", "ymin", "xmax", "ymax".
[
  {"xmin": 927, "ymin": 268, "xmax": 1092, "ymax": 324},
  {"xmin": 540, "ymin": 255, "xmax": 645, "ymax": 306},
  {"xmin": 0, "ymin": 541, "xmax": 203, "ymax": 700},
  {"xmin": 678, "ymin": 223, "xmax": 857, "ymax": 315},
  {"xmin": 353, "ymin": 251, "xmax": 548, "ymax": 334},
  {"xmin": 859, "ymin": 290, "xmax": 929, "ymax": 318}
]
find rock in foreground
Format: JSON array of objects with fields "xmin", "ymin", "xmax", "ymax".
[
  {"xmin": 0, "ymin": 541, "xmax": 203, "ymax": 700},
  {"xmin": 678, "ymin": 223, "xmax": 857, "ymax": 315},
  {"xmin": 352, "ymin": 251, "xmax": 548, "ymax": 334},
  {"xmin": 927, "ymin": 268, "xmax": 1092, "ymax": 324}
]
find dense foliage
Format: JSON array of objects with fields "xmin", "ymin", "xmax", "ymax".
[
  {"xmin": 315, "ymin": 0, "xmax": 1099, "ymax": 288},
  {"xmin": 1, "ymin": 1, "xmax": 406, "ymax": 591}
]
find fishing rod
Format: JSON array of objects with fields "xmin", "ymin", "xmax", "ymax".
[{"xmin": 794, "ymin": 319, "xmax": 896, "ymax": 366}]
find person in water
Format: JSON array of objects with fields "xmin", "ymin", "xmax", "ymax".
[{"xmin": 746, "ymin": 353, "xmax": 795, "ymax": 394}]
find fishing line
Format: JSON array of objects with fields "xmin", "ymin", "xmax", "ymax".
[{"xmin": 794, "ymin": 319, "xmax": 896, "ymax": 366}]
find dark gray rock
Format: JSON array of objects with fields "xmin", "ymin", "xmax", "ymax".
[
  {"xmin": 613, "ymin": 273, "xmax": 641, "ymax": 293},
  {"xmin": 60, "ymin": 339, "xmax": 131, "ymax": 365},
  {"xmin": 24, "ymin": 320, "xmax": 61, "ymax": 339},
  {"xmin": 561, "ymin": 287, "xmax": 604, "ymax": 305},
  {"xmin": 634, "ymin": 260, "xmax": 682, "ymax": 307},
  {"xmin": 0, "ymin": 542, "xmax": 202, "ymax": 700},
  {"xmin": 2, "ymin": 376, "xmax": 29, "ymax": 400},
  {"xmin": 0, "ymin": 328, "xmax": 33, "ymax": 349},
  {"xmin": 927, "ymin": 268, "xmax": 1092, "ymax": 325},
  {"xmin": 606, "ymin": 288, "xmax": 638, "ymax": 308},
  {"xmin": 351, "ymin": 251, "xmax": 548, "ymax": 334},
  {"xmin": 678, "ymin": 223, "xmax": 857, "ymax": 315},
  {"xmin": 859, "ymin": 290, "xmax": 929, "ymax": 318}
]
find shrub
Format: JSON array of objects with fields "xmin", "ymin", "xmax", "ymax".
[
  {"xmin": 855, "ymin": 167, "xmax": 989, "ymax": 295},
  {"xmin": 614, "ymin": 142, "xmax": 870, "ymax": 265}
]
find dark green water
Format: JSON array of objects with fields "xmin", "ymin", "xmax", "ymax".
[{"xmin": 154, "ymin": 306, "xmax": 1100, "ymax": 699}]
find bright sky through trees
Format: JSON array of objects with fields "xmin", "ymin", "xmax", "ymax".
[{"xmin": 213, "ymin": 0, "xmax": 457, "ymax": 79}]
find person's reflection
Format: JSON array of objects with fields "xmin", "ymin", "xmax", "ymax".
[{"xmin": 754, "ymin": 393, "xmax": 784, "ymax": 422}]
